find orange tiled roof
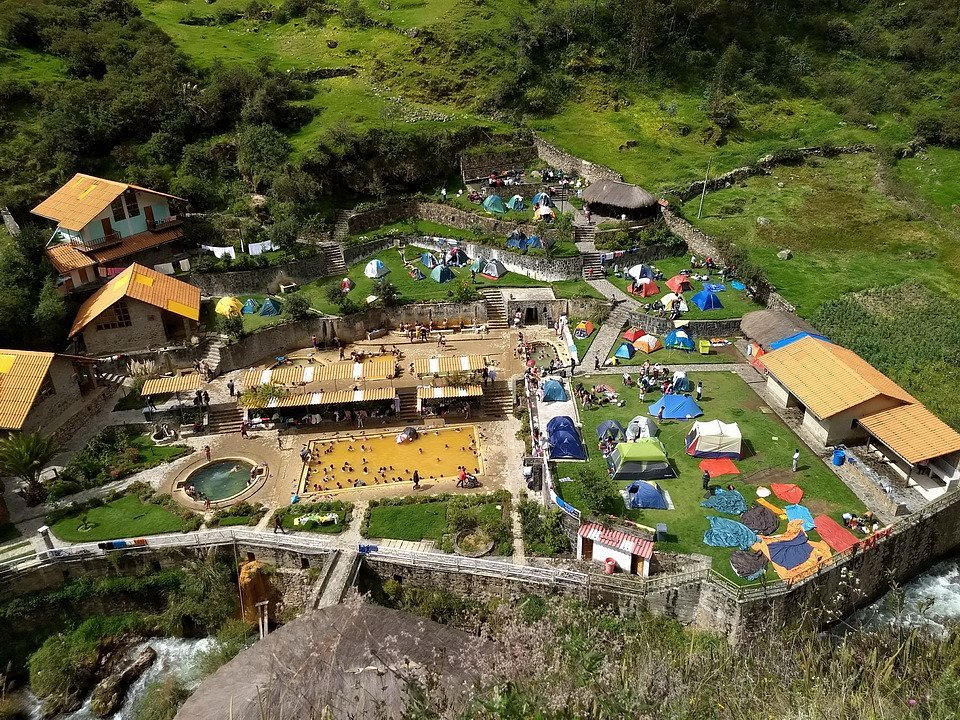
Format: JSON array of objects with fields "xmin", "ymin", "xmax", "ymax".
[
  {"xmin": 860, "ymin": 404, "xmax": 960, "ymax": 464},
  {"xmin": 46, "ymin": 244, "xmax": 95, "ymax": 273},
  {"xmin": 760, "ymin": 336, "xmax": 915, "ymax": 419},
  {"xmin": 0, "ymin": 350, "xmax": 55, "ymax": 430},
  {"xmin": 89, "ymin": 225, "xmax": 183, "ymax": 264},
  {"xmin": 70, "ymin": 263, "xmax": 200, "ymax": 337},
  {"xmin": 31, "ymin": 173, "xmax": 183, "ymax": 233}
]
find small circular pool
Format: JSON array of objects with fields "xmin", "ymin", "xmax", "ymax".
[
  {"xmin": 530, "ymin": 341, "xmax": 560, "ymax": 366},
  {"xmin": 187, "ymin": 460, "xmax": 255, "ymax": 501}
]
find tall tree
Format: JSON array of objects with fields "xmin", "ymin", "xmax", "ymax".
[{"xmin": 0, "ymin": 431, "xmax": 59, "ymax": 506}]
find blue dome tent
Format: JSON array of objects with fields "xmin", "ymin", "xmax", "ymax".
[
  {"xmin": 429, "ymin": 265, "xmax": 454, "ymax": 283},
  {"xmin": 615, "ymin": 342, "xmax": 636, "ymax": 360},
  {"xmin": 691, "ymin": 290, "xmax": 724, "ymax": 311},
  {"xmin": 242, "ymin": 298, "xmax": 260, "ymax": 314},
  {"xmin": 542, "ymin": 379, "xmax": 568, "ymax": 402},
  {"xmin": 526, "ymin": 235, "xmax": 544, "ymax": 249},
  {"xmin": 506, "ymin": 195, "xmax": 525, "ymax": 211},
  {"xmin": 546, "ymin": 416, "xmax": 585, "ymax": 460},
  {"xmin": 532, "ymin": 192, "xmax": 554, "ymax": 207},
  {"xmin": 648, "ymin": 394, "xmax": 703, "ymax": 420},
  {"xmin": 627, "ymin": 481, "xmax": 669, "ymax": 510},
  {"xmin": 483, "ymin": 195, "xmax": 507, "ymax": 214},
  {"xmin": 259, "ymin": 298, "xmax": 281, "ymax": 316},
  {"xmin": 664, "ymin": 329, "xmax": 695, "ymax": 351},
  {"xmin": 596, "ymin": 419, "xmax": 626, "ymax": 442},
  {"xmin": 420, "ymin": 252, "xmax": 439, "ymax": 269}
]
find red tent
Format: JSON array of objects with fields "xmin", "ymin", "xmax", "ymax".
[
  {"xmin": 623, "ymin": 327, "xmax": 644, "ymax": 342},
  {"xmin": 665, "ymin": 275, "xmax": 692, "ymax": 293}
]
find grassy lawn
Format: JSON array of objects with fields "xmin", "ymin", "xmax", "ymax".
[
  {"xmin": 366, "ymin": 501, "xmax": 449, "ymax": 541},
  {"xmin": 50, "ymin": 495, "xmax": 185, "ymax": 542},
  {"xmin": 683, "ymin": 155, "xmax": 960, "ymax": 317},
  {"xmin": 605, "ymin": 330, "xmax": 738, "ymax": 366},
  {"xmin": 606, "ymin": 256, "xmax": 762, "ymax": 320},
  {"xmin": 570, "ymin": 317, "xmax": 599, "ymax": 360},
  {"xmin": 554, "ymin": 372, "xmax": 865, "ymax": 582}
]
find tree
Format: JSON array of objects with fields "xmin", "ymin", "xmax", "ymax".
[
  {"xmin": 285, "ymin": 293, "xmax": 311, "ymax": 319},
  {"xmin": 579, "ymin": 471, "xmax": 618, "ymax": 516},
  {"xmin": 235, "ymin": 124, "xmax": 291, "ymax": 192},
  {"xmin": 374, "ymin": 278, "xmax": 400, "ymax": 307},
  {"xmin": 217, "ymin": 314, "xmax": 244, "ymax": 340},
  {"xmin": 0, "ymin": 431, "xmax": 58, "ymax": 506}
]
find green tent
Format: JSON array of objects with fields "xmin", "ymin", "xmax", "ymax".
[
  {"xmin": 483, "ymin": 195, "xmax": 507, "ymax": 214},
  {"xmin": 608, "ymin": 439, "xmax": 674, "ymax": 481},
  {"xmin": 469, "ymin": 258, "xmax": 485, "ymax": 273}
]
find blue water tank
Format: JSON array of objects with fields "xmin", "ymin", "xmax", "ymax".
[{"xmin": 832, "ymin": 448, "xmax": 846, "ymax": 466}]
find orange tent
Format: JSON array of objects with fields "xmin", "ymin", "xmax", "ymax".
[
  {"xmin": 633, "ymin": 334, "xmax": 663, "ymax": 354},
  {"xmin": 635, "ymin": 280, "xmax": 659, "ymax": 297},
  {"xmin": 665, "ymin": 275, "xmax": 693, "ymax": 293}
]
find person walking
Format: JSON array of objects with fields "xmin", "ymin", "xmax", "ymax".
[
  {"xmin": 792, "ymin": 449, "xmax": 800, "ymax": 472},
  {"xmin": 204, "ymin": 445, "xmax": 211, "ymax": 462},
  {"xmin": 696, "ymin": 381, "xmax": 703, "ymax": 402},
  {"xmin": 273, "ymin": 514, "xmax": 285, "ymax": 534},
  {"xmin": 227, "ymin": 379, "xmax": 235, "ymax": 397},
  {"xmin": 300, "ymin": 445, "xmax": 310, "ymax": 464},
  {"xmin": 311, "ymin": 334, "xmax": 319, "ymax": 350},
  {"xmin": 482, "ymin": 366, "xmax": 490, "ymax": 387},
  {"xmin": 702, "ymin": 469, "xmax": 711, "ymax": 491},
  {"xmin": 412, "ymin": 470, "xmax": 421, "ymax": 490},
  {"xmin": 240, "ymin": 423, "xmax": 248, "ymax": 439},
  {"xmin": 202, "ymin": 389, "xmax": 210, "ymax": 407},
  {"xmin": 657, "ymin": 405, "xmax": 665, "ymax": 424},
  {"xmin": 339, "ymin": 343, "xmax": 345, "ymax": 361},
  {"xmin": 594, "ymin": 355, "xmax": 601, "ymax": 371}
]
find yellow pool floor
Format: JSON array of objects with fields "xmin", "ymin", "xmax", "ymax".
[{"xmin": 299, "ymin": 425, "xmax": 482, "ymax": 493}]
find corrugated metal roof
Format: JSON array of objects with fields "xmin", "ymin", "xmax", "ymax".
[
  {"xmin": 760, "ymin": 336, "xmax": 915, "ymax": 419},
  {"xmin": 416, "ymin": 385, "xmax": 484, "ymax": 399},
  {"xmin": 578, "ymin": 522, "xmax": 653, "ymax": 559},
  {"xmin": 860, "ymin": 404, "xmax": 960, "ymax": 464},
  {"xmin": 243, "ymin": 357, "xmax": 395, "ymax": 388},
  {"xmin": 413, "ymin": 355, "xmax": 486, "ymax": 375},
  {"xmin": 89, "ymin": 226, "xmax": 183, "ymax": 264},
  {"xmin": 140, "ymin": 374, "xmax": 202, "ymax": 396},
  {"xmin": 252, "ymin": 387, "xmax": 397, "ymax": 409},
  {"xmin": 69, "ymin": 263, "xmax": 200, "ymax": 337},
  {"xmin": 0, "ymin": 351, "xmax": 55, "ymax": 430},
  {"xmin": 32, "ymin": 174, "xmax": 183, "ymax": 233}
]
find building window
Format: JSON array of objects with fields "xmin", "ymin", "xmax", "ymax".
[
  {"xmin": 95, "ymin": 300, "xmax": 133, "ymax": 330},
  {"xmin": 37, "ymin": 375, "xmax": 55, "ymax": 400},
  {"xmin": 110, "ymin": 197, "xmax": 125, "ymax": 222},
  {"xmin": 124, "ymin": 189, "xmax": 140, "ymax": 217}
]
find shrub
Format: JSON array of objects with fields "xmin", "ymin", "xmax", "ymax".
[
  {"xmin": 217, "ymin": 314, "xmax": 244, "ymax": 339},
  {"xmin": 284, "ymin": 293, "xmax": 311, "ymax": 319}
]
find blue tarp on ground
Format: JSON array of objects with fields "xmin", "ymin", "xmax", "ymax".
[
  {"xmin": 691, "ymin": 290, "xmax": 724, "ymax": 311},
  {"xmin": 420, "ymin": 252, "xmax": 439, "ymax": 269},
  {"xmin": 259, "ymin": 298, "xmax": 281, "ymax": 316},
  {"xmin": 615, "ymin": 342, "xmax": 636, "ymax": 359},
  {"xmin": 769, "ymin": 332, "xmax": 831, "ymax": 350},
  {"xmin": 542, "ymin": 379, "xmax": 568, "ymax": 402},
  {"xmin": 703, "ymin": 283, "xmax": 727, "ymax": 293},
  {"xmin": 700, "ymin": 488, "xmax": 748, "ymax": 515},
  {"xmin": 766, "ymin": 532, "xmax": 814, "ymax": 569},
  {"xmin": 648, "ymin": 394, "xmax": 703, "ymax": 419},
  {"xmin": 785, "ymin": 504, "xmax": 816, "ymax": 531},
  {"xmin": 731, "ymin": 280, "xmax": 746, "ymax": 291},
  {"xmin": 664, "ymin": 330, "xmax": 695, "ymax": 351},
  {"xmin": 703, "ymin": 517, "xmax": 758, "ymax": 550},
  {"xmin": 547, "ymin": 416, "xmax": 585, "ymax": 460},
  {"xmin": 627, "ymin": 481, "xmax": 668, "ymax": 510},
  {"xmin": 242, "ymin": 298, "xmax": 259, "ymax": 314},
  {"xmin": 430, "ymin": 265, "xmax": 454, "ymax": 283},
  {"xmin": 596, "ymin": 419, "xmax": 626, "ymax": 441}
]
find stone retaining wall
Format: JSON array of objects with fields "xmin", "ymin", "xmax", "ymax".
[
  {"xmin": 482, "ymin": 183, "xmax": 545, "ymax": 198},
  {"xmin": 186, "ymin": 253, "xmax": 331, "ymax": 296},
  {"xmin": 416, "ymin": 201, "xmax": 541, "ymax": 237},
  {"xmin": 344, "ymin": 201, "xmax": 418, "ymax": 237},
  {"xmin": 217, "ymin": 301, "xmax": 487, "ymax": 371},
  {"xmin": 623, "ymin": 311, "xmax": 742, "ymax": 339},
  {"xmin": 659, "ymin": 206, "xmax": 725, "ymax": 263},
  {"xmin": 531, "ymin": 133, "xmax": 624, "ymax": 183},
  {"xmin": 460, "ymin": 146, "xmax": 538, "ymax": 181}
]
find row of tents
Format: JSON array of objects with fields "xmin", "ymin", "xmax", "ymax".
[
  {"xmin": 215, "ymin": 296, "xmax": 281, "ymax": 318},
  {"xmin": 483, "ymin": 192, "xmax": 556, "ymax": 215},
  {"xmin": 615, "ymin": 329, "xmax": 695, "ymax": 359},
  {"xmin": 625, "ymin": 267, "xmax": 726, "ymax": 311}
]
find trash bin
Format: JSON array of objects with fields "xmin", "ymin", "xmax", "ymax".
[
  {"xmin": 832, "ymin": 448, "xmax": 846, "ymax": 466},
  {"xmin": 698, "ymin": 339, "xmax": 711, "ymax": 355},
  {"xmin": 604, "ymin": 558, "xmax": 617, "ymax": 575}
]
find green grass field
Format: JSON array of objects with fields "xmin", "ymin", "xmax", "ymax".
[
  {"xmin": 50, "ymin": 495, "xmax": 185, "ymax": 542},
  {"xmin": 683, "ymin": 155, "xmax": 960, "ymax": 317},
  {"xmin": 554, "ymin": 372, "xmax": 865, "ymax": 582},
  {"xmin": 366, "ymin": 501, "xmax": 450, "ymax": 541}
]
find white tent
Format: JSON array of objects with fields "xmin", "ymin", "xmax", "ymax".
[
  {"xmin": 364, "ymin": 259, "xmax": 389, "ymax": 278},
  {"xmin": 661, "ymin": 293, "xmax": 688, "ymax": 312},
  {"xmin": 627, "ymin": 264, "xmax": 651, "ymax": 281},
  {"xmin": 626, "ymin": 415, "xmax": 659, "ymax": 441},
  {"xmin": 684, "ymin": 420, "xmax": 742, "ymax": 459}
]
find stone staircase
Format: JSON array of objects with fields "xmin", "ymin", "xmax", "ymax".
[
  {"xmin": 482, "ymin": 380, "xmax": 513, "ymax": 417},
  {"xmin": 581, "ymin": 251, "xmax": 603, "ymax": 280},
  {"xmin": 332, "ymin": 210, "xmax": 354, "ymax": 243},
  {"xmin": 395, "ymin": 386, "xmax": 420, "ymax": 424},
  {"xmin": 207, "ymin": 404, "xmax": 244, "ymax": 435},
  {"xmin": 314, "ymin": 549, "xmax": 361, "ymax": 609},
  {"xmin": 200, "ymin": 337, "xmax": 224, "ymax": 378},
  {"xmin": 317, "ymin": 241, "xmax": 347, "ymax": 277},
  {"xmin": 574, "ymin": 223, "xmax": 596, "ymax": 244},
  {"xmin": 579, "ymin": 305, "xmax": 630, "ymax": 371},
  {"xmin": 479, "ymin": 288, "xmax": 508, "ymax": 329}
]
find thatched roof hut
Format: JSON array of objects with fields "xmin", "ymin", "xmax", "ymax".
[
  {"xmin": 740, "ymin": 310, "xmax": 821, "ymax": 350},
  {"xmin": 175, "ymin": 602, "xmax": 490, "ymax": 720},
  {"xmin": 582, "ymin": 180, "xmax": 657, "ymax": 219}
]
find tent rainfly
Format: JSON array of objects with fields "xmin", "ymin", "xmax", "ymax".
[
  {"xmin": 241, "ymin": 298, "xmax": 260, "ymax": 314},
  {"xmin": 507, "ymin": 195, "xmax": 525, "ymax": 211},
  {"xmin": 430, "ymin": 265, "xmax": 454, "ymax": 283},
  {"xmin": 665, "ymin": 275, "xmax": 693, "ymax": 293},
  {"xmin": 626, "ymin": 415, "xmax": 658, "ymax": 441},
  {"xmin": 596, "ymin": 419, "xmax": 627, "ymax": 442},
  {"xmin": 215, "ymin": 296, "xmax": 243, "ymax": 317},
  {"xmin": 615, "ymin": 342, "xmax": 636, "ymax": 360},
  {"xmin": 483, "ymin": 195, "xmax": 507, "ymax": 214},
  {"xmin": 607, "ymin": 439, "xmax": 674, "ymax": 481},
  {"xmin": 631, "ymin": 279, "xmax": 659, "ymax": 297},
  {"xmin": 259, "ymin": 298, "xmax": 281, "ymax": 316},
  {"xmin": 481, "ymin": 259, "xmax": 507, "ymax": 279},
  {"xmin": 664, "ymin": 329, "xmax": 694, "ymax": 351},
  {"xmin": 685, "ymin": 420, "xmax": 743, "ymax": 459},
  {"xmin": 574, "ymin": 320, "xmax": 595, "ymax": 339},
  {"xmin": 648, "ymin": 394, "xmax": 703, "ymax": 419},
  {"xmin": 691, "ymin": 290, "xmax": 724, "ymax": 311},
  {"xmin": 633, "ymin": 334, "xmax": 663, "ymax": 354},
  {"xmin": 542, "ymin": 379, "xmax": 568, "ymax": 402},
  {"xmin": 627, "ymin": 264, "xmax": 654, "ymax": 281},
  {"xmin": 420, "ymin": 252, "xmax": 439, "ymax": 269},
  {"xmin": 623, "ymin": 327, "xmax": 644, "ymax": 343},
  {"xmin": 546, "ymin": 415, "xmax": 585, "ymax": 460},
  {"xmin": 627, "ymin": 481, "xmax": 669, "ymax": 510}
]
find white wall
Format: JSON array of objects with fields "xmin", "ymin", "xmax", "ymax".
[{"xmin": 765, "ymin": 375, "xmax": 792, "ymax": 409}]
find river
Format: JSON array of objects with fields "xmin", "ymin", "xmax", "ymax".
[{"xmin": 23, "ymin": 636, "xmax": 216, "ymax": 720}]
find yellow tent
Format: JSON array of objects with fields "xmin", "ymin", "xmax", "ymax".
[{"xmin": 215, "ymin": 296, "xmax": 243, "ymax": 317}]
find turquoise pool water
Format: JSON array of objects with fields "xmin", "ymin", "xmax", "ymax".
[{"xmin": 188, "ymin": 460, "xmax": 253, "ymax": 500}]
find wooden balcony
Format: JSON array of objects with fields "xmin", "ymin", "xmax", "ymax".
[
  {"xmin": 71, "ymin": 231, "xmax": 122, "ymax": 251},
  {"xmin": 148, "ymin": 215, "xmax": 183, "ymax": 232}
]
